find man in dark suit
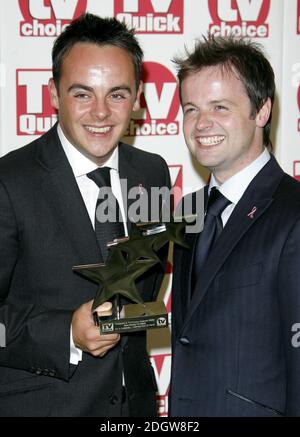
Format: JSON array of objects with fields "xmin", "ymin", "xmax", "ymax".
[
  {"xmin": 169, "ymin": 36, "xmax": 300, "ymax": 417},
  {"xmin": 0, "ymin": 13, "xmax": 170, "ymax": 417}
]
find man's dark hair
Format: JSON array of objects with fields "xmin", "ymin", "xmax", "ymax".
[
  {"xmin": 173, "ymin": 35, "xmax": 275, "ymax": 148},
  {"xmin": 52, "ymin": 13, "xmax": 143, "ymax": 91}
]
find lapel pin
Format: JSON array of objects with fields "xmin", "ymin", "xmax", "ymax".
[{"xmin": 247, "ymin": 206, "xmax": 257, "ymax": 219}]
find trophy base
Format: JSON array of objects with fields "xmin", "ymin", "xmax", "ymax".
[{"xmin": 94, "ymin": 301, "xmax": 168, "ymax": 334}]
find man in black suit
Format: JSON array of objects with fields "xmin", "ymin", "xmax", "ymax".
[
  {"xmin": 169, "ymin": 36, "xmax": 300, "ymax": 417},
  {"xmin": 0, "ymin": 13, "xmax": 170, "ymax": 417}
]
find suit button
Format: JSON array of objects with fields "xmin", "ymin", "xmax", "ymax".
[
  {"xmin": 42, "ymin": 369, "xmax": 49, "ymax": 376},
  {"xmin": 35, "ymin": 368, "xmax": 42, "ymax": 375},
  {"xmin": 110, "ymin": 395, "xmax": 118, "ymax": 405},
  {"xmin": 179, "ymin": 337, "xmax": 190, "ymax": 345},
  {"xmin": 49, "ymin": 369, "xmax": 55, "ymax": 377}
]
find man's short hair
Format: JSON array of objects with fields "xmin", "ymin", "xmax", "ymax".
[{"xmin": 52, "ymin": 13, "xmax": 143, "ymax": 92}]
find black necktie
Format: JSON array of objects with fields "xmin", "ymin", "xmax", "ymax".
[
  {"xmin": 87, "ymin": 167, "xmax": 124, "ymax": 262},
  {"xmin": 193, "ymin": 187, "xmax": 231, "ymax": 284}
]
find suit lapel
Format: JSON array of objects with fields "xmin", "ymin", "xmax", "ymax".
[
  {"xmin": 35, "ymin": 125, "xmax": 101, "ymax": 264},
  {"xmin": 182, "ymin": 155, "xmax": 285, "ymax": 331}
]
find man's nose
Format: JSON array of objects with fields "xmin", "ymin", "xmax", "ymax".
[
  {"xmin": 91, "ymin": 97, "xmax": 111, "ymax": 119},
  {"xmin": 195, "ymin": 111, "xmax": 213, "ymax": 131}
]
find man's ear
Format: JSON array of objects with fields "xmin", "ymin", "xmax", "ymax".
[
  {"xmin": 256, "ymin": 97, "xmax": 272, "ymax": 128},
  {"xmin": 48, "ymin": 78, "xmax": 59, "ymax": 110},
  {"xmin": 132, "ymin": 81, "xmax": 143, "ymax": 112}
]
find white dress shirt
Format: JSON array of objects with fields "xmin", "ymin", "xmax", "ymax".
[
  {"xmin": 57, "ymin": 124, "xmax": 127, "ymax": 365},
  {"xmin": 209, "ymin": 148, "xmax": 271, "ymax": 226}
]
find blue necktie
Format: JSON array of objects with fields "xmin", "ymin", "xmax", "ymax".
[
  {"xmin": 193, "ymin": 187, "xmax": 231, "ymax": 286},
  {"xmin": 87, "ymin": 167, "xmax": 124, "ymax": 262}
]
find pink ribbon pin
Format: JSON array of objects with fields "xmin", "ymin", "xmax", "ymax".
[{"xmin": 247, "ymin": 206, "xmax": 257, "ymax": 219}]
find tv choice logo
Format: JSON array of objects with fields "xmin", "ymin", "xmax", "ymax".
[
  {"xmin": 19, "ymin": 0, "xmax": 87, "ymax": 37},
  {"xmin": 114, "ymin": 0, "xmax": 183, "ymax": 34},
  {"xmin": 16, "ymin": 69, "xmax": 57, "ymax": 136},
  {"xmin": 156, "ymin": 316, "xmax": 167, "ymax": 327},
  {"xmin": 208, "ymin": 0, "xmax": 270, "ymax": 38},
  {"xmin": 101, "ymin": 323, "xmax": 114, "ymax": 333},
  {"xmin": 125, "ymin": 62, "xmax": 180, "ymax": 137}
]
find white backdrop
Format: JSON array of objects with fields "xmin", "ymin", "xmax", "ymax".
[{"xmin": 0, "ymin": 0, "xmax": 299, "ymax": 416}]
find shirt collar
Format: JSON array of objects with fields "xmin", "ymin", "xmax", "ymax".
[
  {"xmin": 209, "ymin": 148, "xmax": 271, "ymax": 205},
  {"xmin": 57, "ymin": 124, "xmax": 119, "ymax": 177}
]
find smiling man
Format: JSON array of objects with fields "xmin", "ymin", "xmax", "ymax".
[
  {"xmin": 169, "ymin": 36, "xmax": 300, "ymax": 417},
  {"xmin": 48, "ymin": 42, "xmax": 142, "ymax": 165},
  {"xmin": 0, "ymin": 13, "xmax": 170, "ymax": 417}
]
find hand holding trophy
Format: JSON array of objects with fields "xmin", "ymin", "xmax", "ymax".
[{"xmin": 73, "ymin": 217, "xmax": 190, "ymax": 334}]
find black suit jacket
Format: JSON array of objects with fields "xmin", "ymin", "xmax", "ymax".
[
  {"xmin": 0, "ymin": 125, "xmax": 171, "ymax": 417},
  {"xmin": 170, "ymin": 156, "xmax": 300, "ymax": 417}
]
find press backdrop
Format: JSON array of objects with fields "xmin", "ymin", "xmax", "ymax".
[{"xmin": 0, "ymin": 0, "xmax": 299, "ymax": 416}]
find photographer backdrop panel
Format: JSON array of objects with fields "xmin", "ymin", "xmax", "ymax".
[{"xmin": 0, "ymin": 0, "xmax": 299, "ymax": 416}]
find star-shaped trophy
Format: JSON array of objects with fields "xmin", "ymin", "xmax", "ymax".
[{"xmin": 73, "ymin": 215, "xmax": 192, "ymax": 334}]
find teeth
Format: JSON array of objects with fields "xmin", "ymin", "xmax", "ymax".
[
  {"xmin": 85, "ymin": 126, "xmax": 111, "ymax": 134},
  {"xmin": 198, "ymin": 136, "xmax": 225, "ymax": 146}
]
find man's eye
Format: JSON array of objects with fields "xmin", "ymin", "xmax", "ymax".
[
  {"xmin": 111, "ymin": 93, "xmax": 125, "ymax": 100},
  {"xmin": 74, "ymin": 93, "xmax": 89, "ymax": 99},
  {"xmin": 215, "ymin": 105, "xmax": 228, "ymax": 111},
  {"xmin": 184, "ymin": 107, "xmax": 196, "ymax": 115}
]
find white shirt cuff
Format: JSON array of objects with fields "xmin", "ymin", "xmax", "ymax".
[{"xmin": 70, "ymin": 325, "xmax": 83, "ymax": 365}]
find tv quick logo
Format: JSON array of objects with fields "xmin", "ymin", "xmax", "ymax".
[
  {"xmin": 114, "ymin": 0, "xmax": 183, "ymax": 34},
  {"xmin": 16, "ymin": 69, "xmax": 57, "ymax": 136},
  {"xmin": 208, "ymin": 0, "xmax": 270, "ymax": 38},
  {"xmin": 19, "ymin": 0, "xmax": 87, "ymax": 37},
  {"xmin": 150, "ymin": 354, "xmax": 171, "ymax": 416},
  {"xmin": 125, "ymin": 62, "xmax": 179, "ymax": 137}
]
